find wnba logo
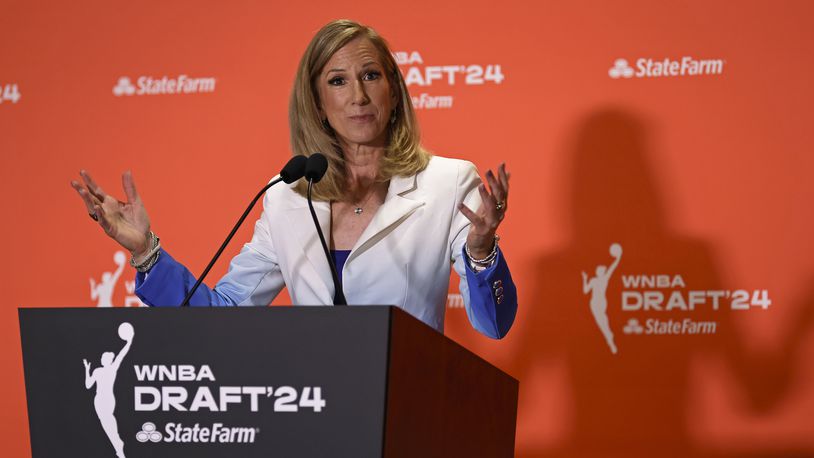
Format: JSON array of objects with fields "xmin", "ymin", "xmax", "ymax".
[
  {"xmin": 82, "ymin": 322, "xmax": 135, "ymax": 458},
  {"xmin": 581, "ymin": 243, "xmax": 623, "ymax": 354},
  {"xmin": 89, "ymin": 251, "xmax": 146, "ymax": 307}
]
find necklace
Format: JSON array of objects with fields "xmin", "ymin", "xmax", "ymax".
[
  {"xmin": 352, "ymin": 190, "xmax": 376, "ymax": 215},
  {"xmin": 349, "ymin": 183, "xmax": 386, "ymax": 215}
]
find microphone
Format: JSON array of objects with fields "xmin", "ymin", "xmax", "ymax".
[
  {"xmin": 181, "ymin": 155, "xmax": 308, "ymax": 306},
  {"xmin": 281, "ymin": 155, "xmax": 308, "ymax": 183},
  {"xmin": 305, "ymin": 153, "xmax": 347, "ymax": 305},
  {"xmin": 304, "ymin": 152, "xmax": 328, "ymax": 181}
]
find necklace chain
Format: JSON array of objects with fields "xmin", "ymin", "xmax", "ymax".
[{"xmin": 350, "ymin": 186, "xmax": 381, "ymax": 215}]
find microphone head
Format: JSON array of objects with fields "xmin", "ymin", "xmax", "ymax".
[
  {"xmin": 280, "ymin": 155, "xmax": 308, "ymax": 184},
  {"xmin": 304, "ymin": 153, "xmax": 329, "ymax": 183}
]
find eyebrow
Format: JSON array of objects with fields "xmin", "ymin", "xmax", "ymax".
[{"xmin": 325, "ymin": 62, "xmax": 381, "ymax": 75}]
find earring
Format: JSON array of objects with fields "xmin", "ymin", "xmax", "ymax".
[
  {"xmin": 390, "ymin": 110, "xmax": 397, "ymax": 125},
  {"xmin": 322, "ymin": 118, "xmax": 331, "ymax": 130}
]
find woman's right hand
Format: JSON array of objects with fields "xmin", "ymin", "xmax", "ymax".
[{"xmin": 71, "ymin": 170, "xmax": 152, "ymax": 258}]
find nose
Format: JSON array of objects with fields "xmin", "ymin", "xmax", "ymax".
[{"xmin": 351, "ymin": 79, "xmax": 370, "ymax": 105}]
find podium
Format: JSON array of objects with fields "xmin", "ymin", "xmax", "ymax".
[{"xmin": 19, "ymin": 306, "xmax": 518, "ymax": 457}]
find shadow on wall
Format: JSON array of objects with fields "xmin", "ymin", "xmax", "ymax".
[{"xmin": 508, "ymin": 109, "xmax": 814, "ymax": 458}]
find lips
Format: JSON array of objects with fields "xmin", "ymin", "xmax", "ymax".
[{"xmin": 349, "ymin": 114, "xmax": 375, "ymax": 122}]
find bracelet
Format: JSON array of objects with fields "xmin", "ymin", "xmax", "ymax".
[
  {"xmin": 465, "ymin": 235, "xmax": 499, "ymax": 271},
  {"xmin": 130, "ymin": 231, "xmax": 161, "ymax": 272}
]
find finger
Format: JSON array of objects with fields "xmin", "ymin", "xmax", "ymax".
[
  {"xmin": 72, "ymin": 181, "xmax": 101, "ymax": 213},
  {"xmin": 80, "ymin": 170, "xmax": 107, "ymax": 202},
  {"xmin": 478, "ymin": 183, "xmax": 497, "ymax": 214},
  {"xmin": 498, "ymin": 163, "xmax": 510, "ymax": 194},
  {"xmin": 486, "ymin": 170, "xmax": 509, "ymax": 209},
  {"xmin": 492, "ymin": 165, "xmax": 510, "ymax": 214},
  {"xmin": 478, "ymin": 182, "xmax": 493, "ymax": 203},
  {"xmin": 477, "ymin": 192, "xmax": 507, "ymax": 231},
  {"xmin": 122, "ymin": 170, "xmax": 140, "ymax": 204},
  {"xmin": 485, "ymin": 170, "xmax": 505, "ymax": 202},
  {"xmin": 71, "ymin": 181, "xmax": 94, "ymax": 210},
  {"xmin": 458, "ymin": 203, "xmax": 484, "ymax": 227},
  {"xmin": 479, "ymin": 183, "xmax": 507, "ymax": 222}
]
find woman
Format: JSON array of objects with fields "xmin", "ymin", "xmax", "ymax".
[{"xmin": 71, "ymin": 20, "xmax": 517, "ymax": 338}]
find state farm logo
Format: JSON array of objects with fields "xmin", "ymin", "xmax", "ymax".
[
  {"xmin": 609, "ymin": 56, "xmax": 725, "ymax": 79},
  {"xmin": 113, "ymin": 77, "xmax": 136, "ymax": 96},
  {"xmin": 393, "ymin": 50, "xmax": 505, "ymax": 110},
  {"xmin": 113, "ymin": 74, "xmax": 216, "ymax": 96},
  {"xmin": 136, "ymin": 422, "xmax": 162, "ymax": 443},
  {"xmin": 136, "ymin": 421, "xmax": 258, "ymax": 444},
  {"xmin": 608, "ymin": 59, "xmax": 634, "ymax": 79},
  {"xmin": 582, "ymin": 243, "xmax": 772, "ymax": 354},
  {"xmin": 623, "ymin": 318, "xmax": 644, "ymax": 335}
]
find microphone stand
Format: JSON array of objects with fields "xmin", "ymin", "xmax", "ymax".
[
  {"xmin": 307, "ymin": 179, "xmax": 347, "ymax": 305},
  {"xmin": 180, "ymin": 177, "xmax": 282, "ymax": 306}
]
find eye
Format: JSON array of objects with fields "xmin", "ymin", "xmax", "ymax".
[
  {"xmin": 328, "ymin": 77, "xmax": 345, "ymax": 86},
  {"xmin": 363, "ymin": 71, "xmax": 381, "ymax": 81}
]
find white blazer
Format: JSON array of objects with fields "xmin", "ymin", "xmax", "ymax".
[
  {"xmin": 139, "ymin": 155, "xmax": 516, "ymax": 337},
  {"xmin": 214, "ymin": 156, "xmax": 483, "ymax": 331}
]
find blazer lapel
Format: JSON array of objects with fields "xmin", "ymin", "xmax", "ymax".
[
  {"xmin": 280, "ymin": 174, "xmax": 424, "ymax": 292},
  {"xmin": 347, "ymin": 173, "xmax": 425, "ymax": 264},
  {"xmin": 283, "ymin": 197, "xmax": 335, "ymax": 299}
]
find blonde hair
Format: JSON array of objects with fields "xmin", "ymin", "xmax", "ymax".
[{"xmin": 289, "ymin": 19, "xmax": 430, "ymax": 201}]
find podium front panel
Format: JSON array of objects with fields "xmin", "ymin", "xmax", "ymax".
[{"xmin": 20, "ymin": 307, "xmax": 391, "ymax": 458}]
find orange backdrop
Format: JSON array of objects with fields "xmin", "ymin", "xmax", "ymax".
[{"xmin": 2, "ymin": 1, "xmax": 813, "ymax": 456}]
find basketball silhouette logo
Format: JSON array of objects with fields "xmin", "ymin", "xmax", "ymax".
[
  {"xmin": 83, "ymin": 322, "xmax": 134, "ymax": 457},
  {"xmin": 582, "ymin": 243, "xmax": 623, "ymax": 354}
]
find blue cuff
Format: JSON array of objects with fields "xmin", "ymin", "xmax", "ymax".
[
  {"xmin": 462, "ymin": 246, "xmax": 518, "ymax": 339},
  {"xmin": 135, "ymin": 249, "xmax": 233, "ymax": 307}
]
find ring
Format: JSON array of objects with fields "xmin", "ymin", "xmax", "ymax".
[
  {"xmin": 495, "ymin": 201, "xmax": 505, "ymax": 211},
  {"xmin": 89, "ymin": 212, "xmax": 99, "ymax": 222}
]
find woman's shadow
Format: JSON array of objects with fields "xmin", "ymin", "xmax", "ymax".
[{"xmin": 505, "ymin": 109, "xmax": 814, "ymax": 458}]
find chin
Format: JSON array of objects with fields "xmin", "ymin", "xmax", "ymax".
[{"xmin": 339, "ymin": 129, "xmax": 388, "ymax": 147}]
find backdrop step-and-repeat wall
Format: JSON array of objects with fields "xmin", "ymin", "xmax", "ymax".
[{"xmin": 2, "ymin": 1, "xmax": 813, "ymax": 457}]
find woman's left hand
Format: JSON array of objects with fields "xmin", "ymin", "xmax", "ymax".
[{"xmin": 459, "ymin": 163, "xmax": 510, "ymax": 259}]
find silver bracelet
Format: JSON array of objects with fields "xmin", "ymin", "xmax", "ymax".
[
  {"xmin": 465, "ymin": 235, "xmax": 499, "ymax": 270},
  {"xmin": 130, "ymin": 231, "xmax": 161, "ymax": 272}
]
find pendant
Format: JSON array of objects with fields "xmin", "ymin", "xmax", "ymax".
[{"xmin": 354, "ymin": 207, "xmax": 363, "ymax": 215}]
